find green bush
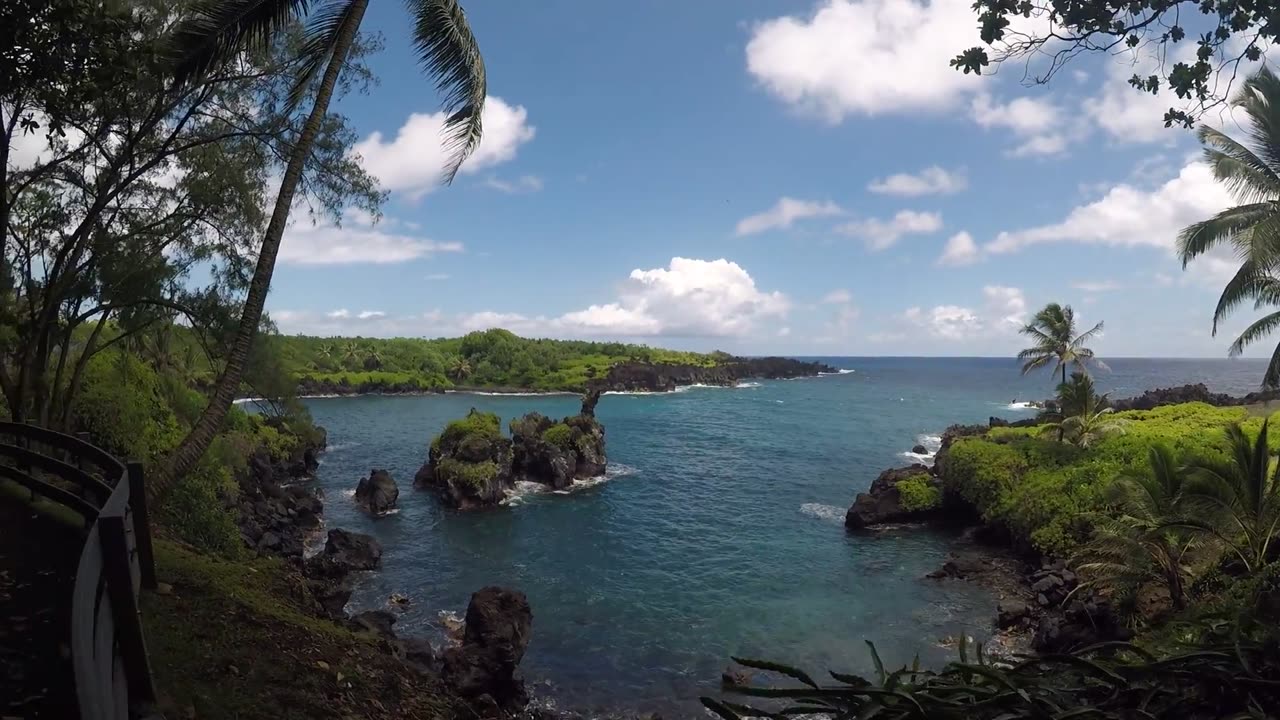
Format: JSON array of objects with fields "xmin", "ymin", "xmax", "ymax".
[
  {"xmin": 895, "ymin": 476, "xmax": 941, "ymax": 511},
  {"xmin": 435, "ymin": 458, "xmax": 499, "ymax": 491},
  {"xmin": 542, "ymin": 422, "xmax": 575, "ymax": 450},
  {"xmin": 157, "ymin": 451, "xmax": 243, "ymax": 559},
  {"xmin": 71, "ymin": 351, "xmax": 182, "ymax": 462},
  {"xmin": 433, "ymin": 410, "xmax": 503, "ymax": 452}
]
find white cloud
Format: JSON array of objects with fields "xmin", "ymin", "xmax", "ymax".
[
  {"xmin": 1071, "ymin": 280, "xmax": 1122, "ymax": 292},
  {"xmin": 353, "ymin": 96, "xmax": 535, "ymax": 199},
  {"xmin": 745, "ymin": 0, "xmax": 983, "ymax": 119},
  {"xmin": 837, "ymin": 210, "xmax": 942, "ymax": 250},
  {"xmin": 425, "ymin": 273, "xmax": 451, "ymax": 281},
  {"xmin": 778, "ymin": 326, "xmax": 792, "ymax": 337},
  {"xmin": 867, "ymin": 166, "xmax": 967, "ymax": 196},
  {"xmin": 970, "ymin": 92, "xmax": 1071, "ymax": 156},
  {"xmin": 273, "ymin": 258, "xmax": 791, "ymax": 340},
  {"xmin": 736, "ymin": 197, "xmax": 843, "ymax": 236},
  {"xmin": 901, "ymin": 286, "xmax": 1026, "ymax": 341},
  {"xmin": 484, "ymin": 175, "xmax": 543, "ymax": 194},
  {"xmin": 822, "ymin": 288, "xmax": 853, "ymax": 304},
  {"xmin": 987, "ymin": 161, "xmax": 1233, "ymax": 255},
  {"xmin": 937, "ymin": 230, "xmax": 978, "ymax": 266},
  {"xmin": 280, "ymin": 216, "xmax": 463, "ymax": 265}
]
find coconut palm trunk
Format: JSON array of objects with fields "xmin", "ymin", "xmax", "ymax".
[{"xmin": 153, "ymin": 0, "xmax": 368, "ymax": 499}]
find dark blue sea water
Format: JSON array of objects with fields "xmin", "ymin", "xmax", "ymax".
[{"xmin": 299, "ymin": 357, "xmax": 1269, "ymax": 716}]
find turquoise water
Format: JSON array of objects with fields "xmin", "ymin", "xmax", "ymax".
[{"xmin": 300, "ymin": 357, "xmax": 1268, "ymax": 715}]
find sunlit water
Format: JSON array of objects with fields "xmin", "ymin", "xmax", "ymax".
[{"xmin": 295, "ymin": 357, "xmax": 1268, "ymax": 716}]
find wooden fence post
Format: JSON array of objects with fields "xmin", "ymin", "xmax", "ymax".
[
  {"xmin": 97, "ymin": 514, "xmax": 157, "ymax": 705},
  {"xmin": 126, "ymin": 462, "xmax": 157, "ymax": 590},
  {"xmin": 76, "ymin": 432, "xmax": 93, "ymax": 530}
]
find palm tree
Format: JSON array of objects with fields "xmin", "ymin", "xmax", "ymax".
[
  {"xmin": 153, "ymin": 0, "xmax": 485, "ymax": 498},
  {"xmin": 1074, "ymin": 444, "xmax": 1199, "ymax": 611},
  {"xmin": 1181, "ymin": 421, "xmax": 1280, "ymax": 573},
  {"xmin": 1041, "ymin": 372, "xmax": 1128, "ymax": 448},
  {"xmin": 1179, "ymin": 67, "xmax": 1280, "ymax": 389},
  {"xmin": 449, "ymin": 357, "xmax": 472, "ymax": 382},
  {"xmin": 1017, "ymin": 303, "xmax": 1107, "ymax": 385}
]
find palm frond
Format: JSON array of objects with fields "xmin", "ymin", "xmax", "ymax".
[
  {"xmin": 1212, "ymin": 259, "xmax": 1273, "ymax": 334},
  {"xmin": 166, "ymin": 0, "xmax": 316, "ymax": 86},
  {"xmin": 1177, "ymin": 202, "xmax": 1274, "ymax": 265},
  {"xmin": 406, "ymin": 0, "xmax": 487, "ymax": 184},
  {"xmin": 1071, "ymin": 320, "xmax": 1105, "ymax": 348},
  {"xmin": 1227, "ymin": 310, "xmax": 1280, "ymax": 357}
]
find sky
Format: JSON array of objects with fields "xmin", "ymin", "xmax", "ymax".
[{"xmin": 260, "ymin": 0, "xmax": 1272, "ymax": 358}]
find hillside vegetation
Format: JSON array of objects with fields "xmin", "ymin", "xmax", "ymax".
[{"xmin": 273, "ymin": 328, "xmax": 724, "ymax": 392}]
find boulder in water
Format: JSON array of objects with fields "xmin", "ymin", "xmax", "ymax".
[
  {"xmin": 910, "ymin": 443, "xmax": 928, "ymax": 454},
  {"xmin": 441, "ymin": 586, "xmax": 533, "ymax": 711},
  {"xmin": 845, "ymin": 464, "xmax": 940, "ymax": 530},
  {"xmin": 355, "ymin": 468, "xmax": 399, "ymax": 514},
  {"xmin": 509, "ymin": 407, "xmax": 607, "ymax": 490},
  {"xmin": 416, "ymin": 409, "xmax": 514, "ymax": 510},
  {"xmin": 322, "ymin": 528, "xmax": 382, "ymax": 572}
]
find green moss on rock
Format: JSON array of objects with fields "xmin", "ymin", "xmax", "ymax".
[{"xmin": 894, "ymin": 476, "xmax": 941, "ymax": 512}]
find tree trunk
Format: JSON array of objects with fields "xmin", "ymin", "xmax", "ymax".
[{"xmin": 151, "ymin": 0, "xmax": 369, "ymax": 501}]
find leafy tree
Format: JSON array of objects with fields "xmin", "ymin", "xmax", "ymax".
[
  {"xmin": 450, "ymin": 357, "xmax": 473, "ymax": 382},
  {"xmin": 1178, "ymin": 68, "xmax": 1280, "ymax": 388},
  {"xmin": 1018, "ymin": 303, "xmax": 1107, "ymax": 385},
  {"xmin": 953, "ymin": 0, "xmax": 1270, "ymax": 128},
  {"xmin": 1041, "ymin": 372, "xmax": 1127, "ymax": 447},
  {"xmin": 1182, "ymin": 421, "xmax": 1280, "ymax": 573},
  {"xmin": 1074, "ymin": 444, "xmax": 1199, "ymax": 611}
]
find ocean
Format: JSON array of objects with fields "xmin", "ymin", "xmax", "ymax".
[{"xmin": 298, "ymin": 357, "xmax": 1270, "ymax": 716}]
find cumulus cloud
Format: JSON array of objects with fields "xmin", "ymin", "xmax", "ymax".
[
  {"xmin": 280, "ymin": 212, "xmax": 463, "ymax": 265},
  {"xmin": 970, "ymin": 92, "xmax": 1072, "ymax": 156},
  {"xmin": 736, "ymin": 197, "xmax": 843, "ymax": 236},
  {"xmin": 273, "ymin": 258, "xmax": 790, "ymax": 340},
  {"xmin": 937, "ymin": 231, "xmax": 978, "ymax": 266},
  {"xmin": 745, "ymin": 0, "xmax": 983, "ymax": 119},
  {"xmin": 902, "ymin": 286, "xmax": 1026, "ymax": 340},
  {"xmin": 818, "ymin": 290, "xmax": 860, "ymax": 342},
  {"xmin": 837, "ymin": 210, "xmax": 943, "ymax": 250},
  {"xmin": 353, "ymin": 97, "xmax": 535, "ymax": 199},
  {"xmin": 868, "ymin": 166, "xmax": 967, "ymax": 196},
  {"xmin": 1071, "ymin": 280, "xmax": 1122, "ymax": 292},
  {"xmin": 987, "ymin": 161, "xmax": 1233, "ymax": 255}
]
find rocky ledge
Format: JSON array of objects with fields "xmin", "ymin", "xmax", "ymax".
[
  {"xmin": 845, "ymin": 464, "xmax": 942, "ymax": 530},
  {"xmin": 587, "ymin": 356, "xmax": 837, "ymax": 393},
  {"xmin": 417, "ymin": 393, "xmax": 608, "ymax": 508},
  {"xmin": 234, "ymin": 421, "xmax": 327, "ymax": 559}
]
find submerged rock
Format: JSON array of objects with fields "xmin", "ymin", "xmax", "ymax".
[
  {"xmin": 416, "ymin": 409, "xmax": 515, "ymax": 510},
  {"xmin": 845, "ymin": 464, "xmax": 939, "ymax": 530},
  {"xmin": 355, "ymin": 468, "xmax": 399, "ymax": 514},
  {"xmin": 442, "ymin": 586, "xmax": 533, "ymax": 711}
]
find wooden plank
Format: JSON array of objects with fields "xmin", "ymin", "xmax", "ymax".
[
  {"xmin": 98, "ymin": 515, "xmax": 156, "ymax": 704},
  {"xmin": 112, "ymin": 654, "xmax": 128, "ymax": 720},
  {"xmin": 126, "ymin": 463, "xmax": 156, "ymax": 589},
  {"xmin": 0, "ymin": 464, "xmax": 99, "ymax": 520},
  {"xmin": 0, "ymin": 443, "xmax": 112, "ymax": 503},
  {"xmin": 94, "ymin": 581, "xmax": 116, "ymax": 720},
  {"xmin": 0, "ymin": 421, "xmax": 126, "ymax": 482},
  {"xmin": 72, "ymin": 531, "xmax": 104, "ymax": 720}
]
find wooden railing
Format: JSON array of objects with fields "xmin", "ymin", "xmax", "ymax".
[{"xmin": 0, "ymin": 422, "xmax": 158, "ymax": 720}]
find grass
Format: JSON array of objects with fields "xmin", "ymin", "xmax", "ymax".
[{"xmin": 143, "ymin": 540, "xmax": 457, "ymax": 719}]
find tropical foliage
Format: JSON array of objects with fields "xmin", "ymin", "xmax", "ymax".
[
  {"xmin": 1017, "ymin": 304, "xmax": 1107, "ymax": 385},
  {"xmin": 1182, "ymin": 421, "xmax": 1280, "ymax": 573},
  {"xmin": 1040, "ymin": 372, "xmax": 1128, "ymax": 448},
  {"xmin": 1179, "ymin": 67, "xmax": 1280, "ymax": 388}
]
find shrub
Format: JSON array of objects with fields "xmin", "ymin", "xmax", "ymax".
[
  {"xmin": 433, "ymin": 410, "xmax": 503, "ymax": 452},
  {"xmin": 435, "ymin": 458, "xmax": 499, "ymax": 491},
  {"xmin": 895, "ymin": 476, "xmax": 940, "ymax": 511},
  {"xmin": 542, "ymin": 422, "xmax": 575, "ymax": 450},
  {"xmin": 71, "ymin": 351, "xmax": 182, "ymax": 461},
  {"xmin": 157, "ymin": 452, "xmax": 243, "ymax": 559}
]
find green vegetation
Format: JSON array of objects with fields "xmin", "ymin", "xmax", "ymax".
[
  {"xmin": 894, "ymin": 476, "xmax": 941, "ymax": 512},
  {"xmin": 435, "ymin": 458, "xmax": 500, "ymax": 491},
  {"xmin": 433, "ymin": 409, "xmax": 503, "ymax": 452},
  {"xmin": 542, "ymin": 422, "xmax": 575, "ymax": 451},
  {"xmin": 1039, "ymin": 372, "xmax": 1128, "ymax": 448},
  {"xmin": 1180, "ymin": 68, "xmax": 1280, "ymax": 388},
  {"xmin": 144, "ymin": 540, "xmax": 456, "ymax": 719},
  {"xmin": 278, "ymin": 328, "xmax": 721, "ymax": 393}
]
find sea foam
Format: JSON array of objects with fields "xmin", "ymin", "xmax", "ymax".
[{"xmin": 799, "ymin": 503, "xmax": 846, "ymax": 523}]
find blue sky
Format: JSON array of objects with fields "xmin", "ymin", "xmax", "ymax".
[{"xmin": 265, "ymin": 0, "xmax": 1269, "ymax": 358}]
